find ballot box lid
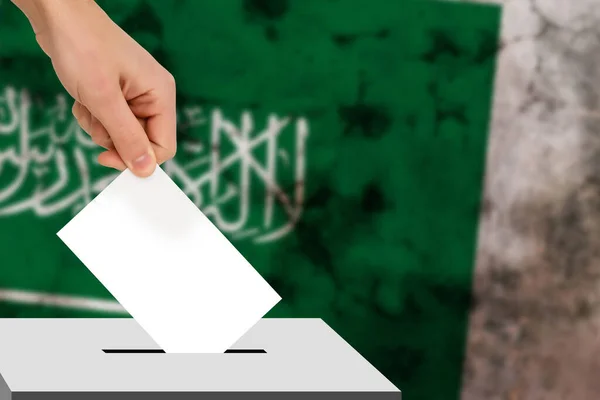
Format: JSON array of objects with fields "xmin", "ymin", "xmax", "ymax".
[{"xmin": 0, "ymin": 318, "xmax": 400, "ymax": 398}]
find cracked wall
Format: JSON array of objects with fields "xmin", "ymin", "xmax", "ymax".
[{"xmin": 463, "ymin": 0, "xmax": 600, "ymax": 398}]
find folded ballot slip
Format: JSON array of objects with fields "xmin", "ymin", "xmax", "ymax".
[{"xmin": 57, "ymin": 165, "xmax": 281, "ymax": 353}]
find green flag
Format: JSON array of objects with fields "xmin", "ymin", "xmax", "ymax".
[{"xmin": 0, "ymin": 0, "xmax": 501, "ymax": 399}]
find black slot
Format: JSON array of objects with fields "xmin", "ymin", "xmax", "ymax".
[{"xmin": 102, "ymin": 349, "xmax": 266, "ymax": 354}]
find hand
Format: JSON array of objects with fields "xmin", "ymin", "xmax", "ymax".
[{"xmin": 12, "ymin": 0, "xmax": 177, "ymax": 177}]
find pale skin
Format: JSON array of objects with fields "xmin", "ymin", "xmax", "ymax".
[{"xmin": 11, "ymin": 0, "xmax": 177, "ymax": 178}]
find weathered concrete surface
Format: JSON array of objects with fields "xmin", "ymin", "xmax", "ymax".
[{"xmin": 463, "ymin": 0, "xmax": 600, "ymax": 398}]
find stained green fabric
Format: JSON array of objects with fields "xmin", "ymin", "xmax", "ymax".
[{"xmin": 0, "ymin": 1, "xmax": 501, "ymax": 398}]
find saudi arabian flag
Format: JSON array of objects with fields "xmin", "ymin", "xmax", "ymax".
[{"xmin": 0, "ymin": 0, "xmax": 501, "ymax": 399}]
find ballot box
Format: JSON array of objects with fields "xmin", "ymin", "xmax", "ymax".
[{"xmin": 0, "ymin": 318, "xmax": 400, "ymax": 399}]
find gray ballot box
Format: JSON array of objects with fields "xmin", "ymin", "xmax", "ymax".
[{"xmin": 0, "ymin": 318, "xmax": 400, "ymax": 399}]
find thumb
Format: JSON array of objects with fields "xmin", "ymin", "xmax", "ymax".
[{"xmin": 84, "ymin": 85, "xmax": 156, "ymax": 177}]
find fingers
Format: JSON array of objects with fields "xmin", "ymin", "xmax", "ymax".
[
  {"xmin": 72, "ymin": 100, "xmax": 126, "ymax": 171},
  {"xmin": 98, "ymin": 149, "xmax": 127, "ymax": 171},
  {"xmin": 72, "ymin": 99, "xmax": 171, "ymax": 174},
  {"xmin": 82, "ymin": 83, "xmax": 157, "ymax": 177},
  {"xmin": 73, "ymin": 67, "xmax": 177, "ymax": 175},
  {"xmin": 129, "ymin": 70, "xmax": 177, "ymax": 165},
  {"xmin": 72, "ymin": 101, "xmax": 114, "ymax": 149},
  {"xmin": 147, "ymin": 72, "xmax": 177, "ymax": 165},
  {"xmin": 142, "ymin": 110, "xmax": 177, "ymax": 165}
]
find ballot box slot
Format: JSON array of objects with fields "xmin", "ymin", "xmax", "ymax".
[
  {"xmin": 102, "ymin": 349, "xmax": 266, "ymax": 354},
  {"xmin": 103, "ymin": 349, "xmax": 165, "ymax": 354}
]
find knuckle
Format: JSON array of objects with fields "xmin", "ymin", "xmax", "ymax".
[
  {"xmin": 157, "ymin": 144, "xmax": 176, "ymax": 164},
  {"xmin": 162, "ymin": 70, "xmax": 176, "ymax": 91},
  {"xmin": 92, "ymin": 134, "xmax": 112, "ymax": 149},
  {"xmin": 167, "ymin": 141, "xmax": 177, "ymax": 159},
  {"xmin": 91, "ymin": 133, "xmax": 104, "ymax": 146},
  {"xmin": 167, "ymin": 146, "xmax": 177, "ymax": 160},
  {"xmin": 77, "ymin": 114, "xmax": 91, "ymax": 133},
  {"xmin": 91, "ymin": 135, "xmax": 103, "ymax": 147},
  {"xmin": 76, "ymin": 121, "xmax": 88, "ymax": 135},
  {"xmin": 165, "ymin": 71, "xmax": 176, "ymax": 86}
]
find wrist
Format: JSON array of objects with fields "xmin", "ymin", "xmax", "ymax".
[{"xmin": 12, "ymin": 0, "xmax": 97, "ymax": 56}]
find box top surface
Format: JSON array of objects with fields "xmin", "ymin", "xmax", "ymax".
[{"xmin": 0, "ymin": 318, "xmax": 399, "ymax": 393}]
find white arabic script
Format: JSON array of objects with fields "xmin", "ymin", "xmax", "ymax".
[{"xmin": 0, "ymin": 87, "xmax": 309, "ymax": 243}]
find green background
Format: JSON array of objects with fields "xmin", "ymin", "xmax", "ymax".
[{"xmin": 0, "ymin": 0, "xmax": 501, "ymax": 398}]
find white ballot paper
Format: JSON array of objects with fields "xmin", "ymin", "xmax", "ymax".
[{"xmin": 57, "ymin": 165, "xmax": 281, "ymax": 353}]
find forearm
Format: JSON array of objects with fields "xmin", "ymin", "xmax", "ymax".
[{"xmin": 12, "ymin": 0, "xmax": 97, "ymax": 32}]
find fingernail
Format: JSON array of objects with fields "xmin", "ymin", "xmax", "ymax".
[{"xmin": 132, "ymin": 153, "xmax": 154, "ymax": 173}]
